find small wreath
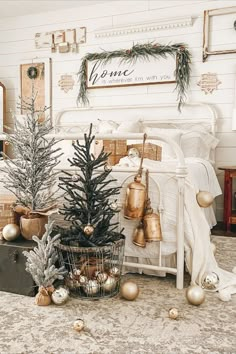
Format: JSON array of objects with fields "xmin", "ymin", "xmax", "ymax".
[{"xmin": 27, "ymin": 66, "xmax": 38, "ymax": 80}]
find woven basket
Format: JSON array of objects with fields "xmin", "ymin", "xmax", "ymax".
[{"xmin": 0, "ymin": 196, "xmax": 17, "ymax": 229}]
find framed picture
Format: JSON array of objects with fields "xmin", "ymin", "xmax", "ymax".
[
  {"xmin": 86, "ymin": 56, "xmax": 176, "ymax": 89},
  {"xmin": 19, "ymin": 57, "xmax": 52, "ymax": 117},
  {"xmin": 203, "ymin": 6, "xmax": 236, "ymax": 61}
]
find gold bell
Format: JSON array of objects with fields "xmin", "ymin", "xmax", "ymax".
[
  {"xmin": 143, "ymin": 212, "xmax": 162, "ymax": 242},
  {"xmin": 132, "ymin": 221, "xmax": 146, "ymax": 248},
  {"xmin": 124, "ymin": 175, "xmax": 146, "ymax": 220}
]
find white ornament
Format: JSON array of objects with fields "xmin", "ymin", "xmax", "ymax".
[
  {"xmin": 2, "ymin": 224, "xmax": 20, "ymax": 241},
  {"xmin": 51, "ymin": 287, "xmax": 69, "ymax": 305},
  {"xmin": 83, "ymin": 280, "xmax": 100, "ymax": 295}
]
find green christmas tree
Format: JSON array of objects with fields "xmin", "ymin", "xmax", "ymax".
[
  {"xmin": 58, "ymin": 124, "xmax": 124, "ymax": 247},
  {"xmin": 0, "ymin": 92, "xmax": 62, "ymax": 212}
]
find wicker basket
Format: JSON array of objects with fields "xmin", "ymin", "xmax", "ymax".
[
  {"xmin": 56, "ymin": 237, "xmax": 125, "ymax": 299},
  {"xmin": 0, "ymin": 196, "xmax": 17, "ymax": 229}
]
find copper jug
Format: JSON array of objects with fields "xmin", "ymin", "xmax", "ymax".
[{"xmin": 124, "ymin": 134, "xmax": 147, "ymax": 220}]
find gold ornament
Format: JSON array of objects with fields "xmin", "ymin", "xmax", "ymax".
[
  {"xmin": 101, "ymin": 275, "xmax": 117, "ymax": 292},
  {"xmin": 51, "ymin": 287, "xmax": 69, "ymax": 305},
  {"xmin": 83, "ymin": 224, "xmax": 94, "ymax": 236},
  {"xmin": 83, "ymin": 279, "xmax": 100, "ymax": 295},
  {"xmin": 201, "ymin": 272, "xmax": 219, "ymax": 290},
  {"xmin": 120, "ymin": 281, "xmax": 139, "ymax": 301},
  {"xmin": 186, "ymin": 285, "xmax": 205, "ymax": 306},
  {"xmin": 73, "ymin": 318, "xmax": 84, "ymax": 332},
  {"xmin": 133, "ymin": 221, "xmax": 146, "ymax": 248},
  {"xmin": 168, "ymin": 308, "xmax": 179, "ymax": 320},
  {"xmin": 2, "ymin": 224, "xmax": 20, "ymax": 241},
  {"xmin": 196, "ymin": 191, "xmax": 214, "ymax": 208}
]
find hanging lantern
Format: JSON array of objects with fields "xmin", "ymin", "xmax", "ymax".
[
  {"xmin": 133, "ymin": 221, "xmax": 146, "ymax": 248},
  {"xmin": 124, "ymin": 134, "xmax": 147, "ymax": 220},
  {"xmin": 143, "ymin": 170, "xmax": 162, "ymax": 242}
]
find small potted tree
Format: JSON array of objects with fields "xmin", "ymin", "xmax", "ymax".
[
  {"xmin": 0, "ymin": 93, "xmax": 62, "ymax": 239},
  {"xmin": 23, "ymin": 221, "xmax": 67, "ymax": 306},
  {"xmin": 56, "ymin": 124, "xmax": 125, "ymax": 299}
]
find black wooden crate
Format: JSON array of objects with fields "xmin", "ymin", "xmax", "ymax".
[{"xmin": 0, "ymin": 238, "xmax": 37, "ymax": 297}]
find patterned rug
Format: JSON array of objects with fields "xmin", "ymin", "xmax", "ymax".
[{"xmin": 0, "ymin": 236, "xmax": 236, "ymax": 354}]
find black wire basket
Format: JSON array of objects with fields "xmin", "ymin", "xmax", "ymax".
[{"xmin": 56, "ymin": 237, "xmax": 125, "ymax": 299}]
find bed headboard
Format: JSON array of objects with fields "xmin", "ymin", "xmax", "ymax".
[{"xmin": 53, "ymin": 102, "xmax": 218, "ymax": 164}]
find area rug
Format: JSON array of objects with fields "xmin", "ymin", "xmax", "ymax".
[{"xmin": 0, "ymin": 236, "xmax": 235, "ymax": 354}]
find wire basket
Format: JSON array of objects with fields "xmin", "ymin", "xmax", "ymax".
[{"xmin": 56, "ymin": 237, "xmax": 125, "ymax": 299}]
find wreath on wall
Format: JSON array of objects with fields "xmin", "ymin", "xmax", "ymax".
[{"xmin": 77, "ymin": 42, "xmax": 191, "ymax": 111}]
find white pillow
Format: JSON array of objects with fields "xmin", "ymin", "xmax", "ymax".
[
  {"xmin": 180, "ymin": 131, "xmax": 219, "ymax": 160},
  {"xmin": 144, "ymin": 127, "xmax": 183, "ymax": 160},
  {"xmin": 114, "ymin": 120, "xmax": 141, "ymax": 133},
  {"xmin": 97, "ymin": 120, "xmax": 119, "ymax": 133}
]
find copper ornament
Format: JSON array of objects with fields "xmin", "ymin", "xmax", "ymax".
[
  {"xmin": 83, "ymin": 224, "xmax": 94, "ymax": 236},
  {"xmin": 143, "ymin": 170, "xmax": 162, "ymax": 242},
  {"xmin": 124, "ymin": 134, "xmax": 147, "ymax": 220},
  {"xmin": 132, "ymin": 221, "xmax": 146, "ymax": 248}
]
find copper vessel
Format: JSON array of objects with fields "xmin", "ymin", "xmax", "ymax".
[
  {"xmin": 124, "ymin": 134, "xmax": 147, "ymax": 220},
  {"xmin": 132, "ymin": 221, "xmax": 146, "ymax": 248}
]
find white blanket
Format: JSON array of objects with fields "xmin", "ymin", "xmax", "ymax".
[{"xmin": 117, "ymin": 157, "xmax": 236, "ymax": 301}]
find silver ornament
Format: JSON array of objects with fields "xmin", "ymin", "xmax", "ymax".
[
  {"xmin": 201, "ymin": 272, "xmax": 220, "ymax": 290},
  {"xmin": 104, "ymin": 163, "xmax": 112, "ymax": 172},
  {"xmin": 79, "ymin": 275, "xmax": 88, "ymax": 285},
  {"xmin": 96, "ymin": 271, "xmax": 108, "ymax": 284},
  {"xmin": 51, "ymin": 287, "xmax": 69, "ymax": 305},
  {"xmin": 72, "ymin": 174, "xmax": 79, "ymax": 182},
  {"xmin": 186, "ymin": 285, "xmax": 205, "ymax": 306},
  {"xmin": 128, "ymin": 148, "xmax": 139, "ymax": 159},
  {"xmin": 2, "ymin": 224, "xmax": 20, "ymax": 241},
  {"xmin": 83, "ymin": 279, "xmax": 100, "ymax": 295},
  {"xmin": 101, "ymin": 275, "xmax": 117, "ymax": 292},
  {"xmin": 73, "ymin": 318, "xmax": 84, "ymax": 332},
  {"xmin": 168, "ymin": 308, "xmax": 179, "ymax": 320},
  {"xmin": 109, "ymin": 267, "xmax": 120, "ymax": 277}
]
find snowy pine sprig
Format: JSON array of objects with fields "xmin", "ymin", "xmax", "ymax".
[{"xmin": 23, "ymin": 221, "xmax": 67, "ymax": 287}]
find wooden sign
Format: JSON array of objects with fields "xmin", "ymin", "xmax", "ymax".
[
  {"xmin": 197, "ymin": 73, "xmax": 221, "ymax": 94},
  {"xmin": 58, "ymin": 74, "xmax": 75, "ymax": 93},
  {"xmin": 86, "ymin": 56, "xmax": 176, "ymax": 89}
]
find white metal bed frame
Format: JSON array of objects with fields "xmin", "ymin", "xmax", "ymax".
[{"xmin": 0, "ymin": 102, "xmax": 217, "ymax": 289}]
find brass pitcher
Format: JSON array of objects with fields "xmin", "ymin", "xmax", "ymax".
[
  {"xmin": 143, "ymin": 170, "xmax": 162, "ymax": 242},
  {"xmin": 132, "ymin": 220, "xmax": 146, "ymax": 248},
  {"xmin": 124, "ymin": 134, "xmax": 147, "ymax": 220}
]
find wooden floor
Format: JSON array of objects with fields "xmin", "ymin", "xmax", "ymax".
[{"xmin": 212, "ymin": 222, "xmax": 236, "ymax": 237}]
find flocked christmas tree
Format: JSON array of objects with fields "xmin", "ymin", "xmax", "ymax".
[
  {"xmin": 0, "ymin": 91, "xmax": 62, "ymax": 213},
  {"xmin": 58, "ymin": 124, "xmax": 124, "ymax": 247}
]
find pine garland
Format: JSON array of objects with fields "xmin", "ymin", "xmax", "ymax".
[{"xmin": 77, "ymin": 42, "xmax": 191, "ymax": 110}]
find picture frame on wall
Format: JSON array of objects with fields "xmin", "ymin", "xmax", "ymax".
[
  {"xmin": 86, "ymin": 56, "xmax": 176, "ymax": 89},
  {"xmin": 19, "ymin": 57, "xmax": 52, "ymax": 117},
  {"xmin": 203, "ymin": 6, "xmax": 236, "ymax": 61}
]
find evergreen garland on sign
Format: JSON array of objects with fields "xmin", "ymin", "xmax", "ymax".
[
  {"xmin": 58, "ymin": 124, "xmax": 124, "ymax": 247},
  {"xmin": 77, "ymin": 42, "xmax": 191, "ymax": 110}
]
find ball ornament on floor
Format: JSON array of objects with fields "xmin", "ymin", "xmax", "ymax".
[
  {"xmin": 2, "ymin": 224, "xmax": 20, "ymax": 241},
  {"xmin": 201, "ymin": 272, "xmax": 219, "ymax": 290},
  {"xmin": 186, "ymin": 285, "xmax": 205, "ymax": 306},
  {"xmin": 51, "ymin": 287, "xmax": 69, "ymax": 305},
  {"xmin": 73, "ymin": 318, "xmax": 84, "ymax": 332},
  {"xmin": 168, "ymin": 308, "xmax": 179, "ymax": 320},
  {"xmin": 120, "ymin": 280, "xmax": 139, "ymax": 301},
  {"xmin": 196, "ymin": 191, "xmax": 214, "ymax": 208}
]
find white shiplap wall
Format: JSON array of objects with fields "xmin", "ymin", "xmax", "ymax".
[{"xmin": 0, "ymin": 0, "xmax": 236, "ymax": 221}]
